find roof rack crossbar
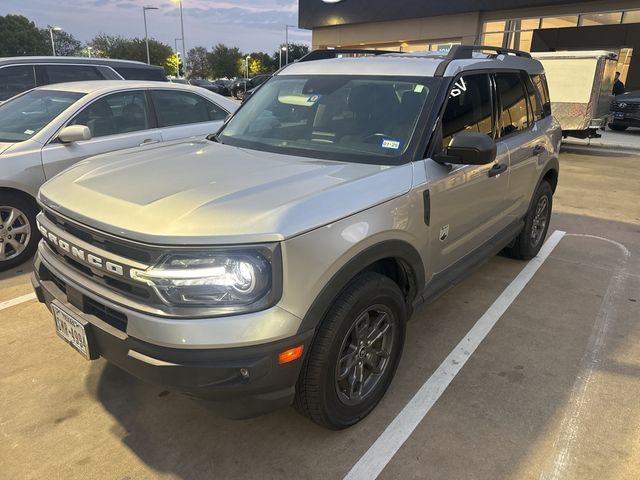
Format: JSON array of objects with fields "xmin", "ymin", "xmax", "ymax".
[{"xmin": 446, "ymin": 45, "xmax": 532, "ymax": 60}]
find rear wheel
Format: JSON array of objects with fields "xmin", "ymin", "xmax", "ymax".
[
  {"xmin": 504, "ymin": 180, "xmax": 552, "ymax": 260},
  {"xmin": 295, "ymin": 272, "xmax": 406, "ymax": 429},
  {"xmin": 0, "ymin": 192, "xmax": 40, "ymax": 271}
]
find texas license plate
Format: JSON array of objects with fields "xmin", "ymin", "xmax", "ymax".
[{"xmin": 52, "ymin": 302, "xmax": 92, "ymax": 359}]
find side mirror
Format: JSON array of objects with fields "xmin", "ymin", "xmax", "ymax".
[
  {"xmin": 434, "ymin": 131, "xmax": 497, "ymax": 165},
  {"xmin": 58, "ymin": 125, "xmax": 92, "ymax": 143}
]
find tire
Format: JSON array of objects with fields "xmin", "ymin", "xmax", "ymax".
[
  {"xmin": 295, "ymin": 272, "xmax": 407, "ymax": 429},
  {"xmin": 504, "ymin": 180, "xmax": 553, "ymax": 260},
  {"xmin": 608, "ymin": 124, "xmax": 628, "ymax": 131},
  {"xmin": 0, "ymin": 192, "xmax": 40, "ymax": 271}
]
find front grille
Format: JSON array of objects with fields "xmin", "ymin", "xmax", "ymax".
[
  {"xmin": 85, "ymin": 297, "xmax": 128, "ymax": 332},
  {"xmin": 39, "ymin": 263, "xmax": 128, "ymax": 332},
  {"xmin": 612, "ymin": 101, "xmax": 640, "ymax": 111}
]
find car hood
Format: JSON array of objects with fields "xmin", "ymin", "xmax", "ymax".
[
  {"xmin": 39, "ymin": 141, "xmax": 413, "ymax": 245},
  {"xmin": 0, "ymin": 142, "xmax": 15, "ymax": 155}
]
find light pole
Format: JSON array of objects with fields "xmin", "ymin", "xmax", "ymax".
[
  {"xmin": 285, "ymin": 24, "xmax": 295, "ymax": 65},
  {"xmin": 87, "ymin": 46, "xmax": 93, "ymax": 58},
  {"xmin": 172, "ymin": 0, "xmax": 186, "ymax": 70},
  {"xmin": 245, "ymin": 55, "xmax": 251, "ymax": 81},
  {"xmin": 49, "ymin": 27, "xmax": 62, "ymax": 56},
  {"xmin": 143, "ymin": 6, "xmax": 158, "ymax": 65},
  {"xmin": 174, "ymin": 37, "xmax": 182, "ymax": 77},
  {"xmin": 279, "ymin": 46, "xmax": 287, "ymax": 69}
]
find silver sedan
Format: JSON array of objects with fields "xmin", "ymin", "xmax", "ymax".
[{"xmin": 0, "ymin": 80, "xmax": 237, "ymax": 270}]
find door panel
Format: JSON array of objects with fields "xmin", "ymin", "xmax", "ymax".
[
  {"xmin": 427, "ymin": 72, "xmax": 511, "ymax": 275},
  {"xmin": 41, "ymin": 90, "xmax": 160, "ymax": 179}
]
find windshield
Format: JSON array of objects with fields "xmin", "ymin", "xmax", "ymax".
[
  {"xmin": 218, "ymin": 75, "xmax": 438, "ymax": 164},
  {"xmin": 0, "ymin": 90, "xmax": 84, "ymax": 142}
]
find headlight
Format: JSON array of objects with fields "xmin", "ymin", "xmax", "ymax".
[{"xmin": 130, "ymin": 249, "xmax": 277, "ymax": 309}]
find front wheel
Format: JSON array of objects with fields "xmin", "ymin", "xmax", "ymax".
[
  {"xmin": 295, "ymin": 272, "xmax": 406, "ymax": 429},
  {"xmin": 0, "ymin": 192, "xmax": 40, "ymax": 271},
  {"xmin": 608, "ymin": 124, "xmax": 628, "ymax": 131},
  {"xmin": 504, "ymin": 180, "xmax": 553, "ymax": 260}
]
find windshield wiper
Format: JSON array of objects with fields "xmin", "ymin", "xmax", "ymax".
[{"xmin": 206, "ymin": 133, "xmax": 221, "ymax": 143}]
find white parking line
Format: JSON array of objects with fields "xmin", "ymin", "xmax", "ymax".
[
  {"xmin": 344, "ymin": 230, "xmax": 566, "ymax": 480},
  {"xmin": 0, "ymin": 293, "xmax": 37, "ymax": 312}
]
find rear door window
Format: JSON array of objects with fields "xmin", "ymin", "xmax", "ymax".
[
  {"xmin": 150, "ymin": 90, "xmax": 228, "ymax": 127},
  {"xmin": 441, "ymin": 73, "xmax": 494, "ymax": 149},
  {"xmin": 69, "ymin": 90, "xmax": 152, "ymax": 137},
  {"xmin": 41, "ymin": 65, "xmax": 105, "ymax": 84},
  {"xmin": 0, "ymin": 65, "xmax": 36, "ymax": 101},
  {"xmin": 495, "ymin": 72, "xmax": 530, "ymax": 137}
]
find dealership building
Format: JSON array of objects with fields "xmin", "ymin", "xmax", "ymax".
[{"xmin": 298, "ymin": 0, "xmax": 640, "ymax": 89}]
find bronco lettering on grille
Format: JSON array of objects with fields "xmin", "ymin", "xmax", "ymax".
[{"xmin": 37, "ymin": 220, "xmax": 125, "ymax": 276}]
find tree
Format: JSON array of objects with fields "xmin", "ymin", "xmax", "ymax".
[
  {"xmin": 89, "ymin": 34, "xmax": 174, "ymax": 74},
  {"xmin": 0, "ymin": 15, "xmax": 49, "ymax": 56},
  {"xmin": 186, "ymin": 46, "xmax": 210, "ymax": 79},
  {"xmin": 273, "ymin": 43, "xmax": 310, "ymax": 67},
  {"xmin": 44, "ymin": 28, "xmax": 82, "ymax": 56},
  {"xmin": 208, "ymin": 44, "xmax": 243, "ymax": 79},
  {"xmin": 246, "ymin": 52, "xmax": 275, "ymax": 76}
]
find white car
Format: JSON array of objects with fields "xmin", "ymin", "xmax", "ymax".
[{"xmin": 0, "ymin": 80, "xmax": 237, "ymax": 270}]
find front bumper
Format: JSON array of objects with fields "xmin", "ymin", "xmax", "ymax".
[
  {"xmin": 609, "ymin": 110, "xmax": 640, "ymax": 127},
  {"xmin": 32, "ymin": 252, "xmax": 314, "ymax": 419}
]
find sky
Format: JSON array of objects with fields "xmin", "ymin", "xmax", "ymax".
[{"xmin": 1, "ymin": 0, "xmax": 312, "ymax": 55}]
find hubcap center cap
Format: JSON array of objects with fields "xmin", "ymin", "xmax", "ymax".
[{"xmin": 358, "ymin": 346, "xmax": 367, "ymax": 358}]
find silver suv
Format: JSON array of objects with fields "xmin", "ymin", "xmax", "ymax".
[{"xmin": 31, "ymin": 46, "xmax": 561, "ymax": 429}]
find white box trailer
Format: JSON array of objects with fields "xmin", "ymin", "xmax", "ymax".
[{"xmin": 532, "ymin": 51, "xmax": 617, "ymax": 138}]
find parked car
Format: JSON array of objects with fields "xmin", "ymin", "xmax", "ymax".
[
  {"xmin": 0, "ymin": 80, "xmax": 237, "ymax": 270},
  {"xmin": 189, "ymin": 79, "xmax": 224, "ymax": 95},
  {"xmin": 230, "ymin": 74, "xmax": 271, "ymax": 99},
  {"xmin": 31, "ymin": 46, "xmax": 560, "ymax": 429},
  {"xmin": 212, "ymin": 79, "xmax": 232, "ymax": 96},
  {"xmin": 609, "ymin": 90, "xmax": 640, "ymax": 131},
  {"xmin": 0, "ymin": 57, "xmax": 167, "ymax": 102}
]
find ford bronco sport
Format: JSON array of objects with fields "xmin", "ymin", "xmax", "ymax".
[{"xmin": 31, "ymin": 46, "xmax": 561, "ymax": 429}]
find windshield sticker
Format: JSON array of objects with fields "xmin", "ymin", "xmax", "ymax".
[
  {"xmin": 449, "ymin": 77, "xmax": 467, "ymax": 98},
  {"xmin": 24, "ymin": 129, "xmax": 35, "ymax": 135},
  {"xmin": 307, "ymin": 94, "xmax": 321, "ymax": 103},
  {"xmin": 381, "ymin": 139, "xmax": 401, "ymax": 150},
  {"xmin": 414, "ymin": 84, "xmax": 425, "ymax": 93}
]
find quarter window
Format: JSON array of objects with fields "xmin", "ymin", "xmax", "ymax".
[
  {"xmin": 0, "ymin": 65, "xmax": 36, "ymax": 101},
  {"xmin": 42, "ymin": 65, "xmax": 104, "ymax": 84},
  {"xmin": 522, "ymin": 73, "xmax": 544, "ymax": 122},
  {"xmin": 151, "ymin": 90, "xmax": 228, "ymax": 127},
  {"xmin": 69, "ymin": 90, "xmax": 151, "ymax": 137},
  {"xmin": 441, "ymin": 73, "xmax": 494, "ymax": 149},
  {"xmin": 531, "ymin": 74, "xmax": 551, "ymax": 117},
  {"xmin": 495, "ymin": 72, "xmax": 530, "ymax": 136}
]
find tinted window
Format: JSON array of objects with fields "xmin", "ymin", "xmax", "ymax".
[
  {"xmin": 531, "ymin": 74, "xmax": 551, "ymax": 116},
  {"xmin": 522, "ymin": 73, "xmax": 543, "ymax": 122},
  {"xmin": 495, "ymin": 72, "xmax": 529, "ymax": 136},
  {"xmin": 69, "ymin": 90, "xmax": 151, "ymax": 137},
  {"xmin": 151, "ymin": 90, "xmax": 228, "ymax": 127},
  {"xmin": 441, "ymin": 73, "xmax": 493, "ymax": 149},
  {"xmin": 0, "ymin": 90, "xmax": 84, "ymax": 142},
  {"xmin": 114, "ymin": 66, "xmax": 167, "ymax": 82},
  {"xmin": 0, "ymin": 65, "xmax": 36, "ymax": 101},
  {"xmin": 43, "ymin": 65, "xmax": 104, "ymax": 84}
]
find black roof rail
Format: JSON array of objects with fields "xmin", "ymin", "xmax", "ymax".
[
  {"xmin": 446, "ymin": 45, "xmax": 532, "ymax": 60},
  {"xmin": 434, "ymin": 44, "xmax": 532, "ymax": 76},
  {"xmin": 298, "ymin": 48, "xmax": 393, "ymax": 63}
]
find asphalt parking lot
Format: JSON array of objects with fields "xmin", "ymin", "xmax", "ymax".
[{"xmin": 1, "ymin": 150, "xmax": 639, "ymax": 480}]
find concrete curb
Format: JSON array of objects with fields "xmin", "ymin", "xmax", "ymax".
[{"xmin": 560, "ymin": 142, "xmax": 640, "ymax": 155}]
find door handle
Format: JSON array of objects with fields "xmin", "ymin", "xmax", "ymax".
[
  {"xmin": 488, "ymin": 162, "xmax": 508, "ymax": 178},
  {"xmin": 533, "ymin": 144, "xmax": 546, "ymax": 155},
  {"xmin": 139, "ymin": 138, "xmax": 159, "ymax": 146}
]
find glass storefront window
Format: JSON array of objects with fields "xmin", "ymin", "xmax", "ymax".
[
  {"xmin": 579, "ymin": 12, "xmax": 623, "ymax": 26},
  {"xmin": 616, "ymin": 48, "xmax": 633, "ymax": 84},
  {"xmin": 622, "ymin": 10, "xmax": 640, "ymax": 24},
  {"xmin": 541, "ymin": 15, "xmax": 579, "ymax": 29},
  {"xmin": 519, "ymin": 18, "xmax": 541, "ymax": 30},
  {"xmin": 482, "ymin": 32, "xmax": 505, "ymax": 48},
  {"xmin": 514, "ymin": 31, "xmax": 534, "ymax": 52},
  {"xmin": 483, "ymin": 21, "xmax": 506, "ymax": 32}
]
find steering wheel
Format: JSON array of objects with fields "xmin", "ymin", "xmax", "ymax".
[{"xmin": 362, "ymin": 133, "xmax": 388, "ymax": 144}]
